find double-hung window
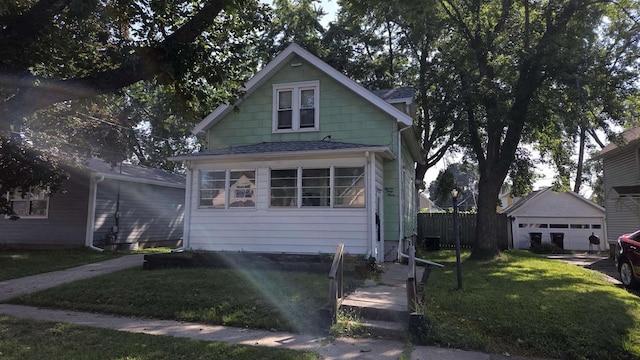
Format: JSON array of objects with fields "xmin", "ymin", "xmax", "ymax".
[
  {"xmin": 273, "ymin": 81, "xmax": 319, "ymax": 132},
  {"xmin": 6, "ymin": 187, "xmax": 49, "ymax": 218},
  {"xmin": 270, "ymin": 166, "xmax": 365, "ymax": 208},
  {"xmin": 199, "ymin": 170, "xmax": 256, "ymax": 209}
]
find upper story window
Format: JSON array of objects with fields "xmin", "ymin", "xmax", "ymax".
[
  {"xmin": 5, "ymin": 187, "xmax": 49, "ymax": 219},
  {"xmin": 273, "ymin": 81, "xmax": 319, "ymax": 132}
]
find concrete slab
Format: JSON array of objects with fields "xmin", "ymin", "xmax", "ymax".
[
  {"xmin": 342, "ymin": 285, "xmax": 408, "ymax": 313},
  {"xmin": 341, "ymin": 262, "xmax": 425, "ymax": 313}
]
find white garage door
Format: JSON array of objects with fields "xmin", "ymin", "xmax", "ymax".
[{"xmin": 513, "ymin": 217, "xmax": 605, "ymax": 251}]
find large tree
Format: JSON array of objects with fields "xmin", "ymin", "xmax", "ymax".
[
  {"xmin": 0, "ymin": 0, "xmax": 269, "ymax": 216},
  {"xmin": 438, "ymin": 0, "xmax": 639, "ymax": 256},
  {"xmin": 334, "ymin": 0, "xmax": 464, "ymax": 189},
  {"xmin": 0, "ymin": 0, "xmax": 268, "ymax": 130}
]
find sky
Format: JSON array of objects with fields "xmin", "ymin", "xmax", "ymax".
[{"xmin": 318, "ymin": 0, "xmax": 339, "ymax": 27}]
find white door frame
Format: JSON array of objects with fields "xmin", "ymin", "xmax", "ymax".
[{"xmin": 376, "ymin": 187, "xmax": 384, "ymax": 262}]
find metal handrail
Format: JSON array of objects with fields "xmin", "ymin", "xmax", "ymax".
[
  {"xmin": 405, "ymin": 244, "xmax": 444, "ymax": 313},
  {"xmin": 328, "ymin": 243, "xmax": 345, "ymax": 324}
]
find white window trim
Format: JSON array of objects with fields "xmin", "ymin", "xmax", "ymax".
[
  {"xmin": 272, "ymin": 80, "xmax": 320, "ymax": 133},
  {"xmin": 198, "ymin": 169, "xmax": 256, "ymax": 210},
  {"xmin": 5, "ymin": 188, "xmax": 50, "ymax": 219},
  {"xmin": 269, "ymin": 166, "xmax": 366, "ymax": 209}
]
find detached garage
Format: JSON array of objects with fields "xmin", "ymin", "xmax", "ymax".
[{"xmin": 503, "ymin": 188, "xmax": 606, "ymax": 251}]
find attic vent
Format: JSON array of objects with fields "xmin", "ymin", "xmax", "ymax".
[{"xmin": 291, "ymin": 62, "xmax": 303, "ymax": 67}]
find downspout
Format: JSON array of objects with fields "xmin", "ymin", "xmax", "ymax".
[
  {"xmin": 173, "ymin": 160, "xmax": 192, "ymax": 252},
  {"xmin": 397, "ymin": 126, "xmax": 412, "ymax": 261},
  {"xmin": 85, "ymin": 174, "xmax": 105, "ymax": 252},
  {"xmin": 365, "ymin": 151, "xmax": 373, "ymax": 259}
]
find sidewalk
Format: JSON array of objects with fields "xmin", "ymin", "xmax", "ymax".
[{"xmin": 0, "ymin": 255, "xmax": 545, "ymax": 360}]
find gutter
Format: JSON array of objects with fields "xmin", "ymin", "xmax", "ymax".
[
  {"xmin": 85, "ymin": 174, "xmax": 105, "ymax": 252},
  {"xmin": 397, "ymin": 126, "xmax": 412, "ymax": 261}
]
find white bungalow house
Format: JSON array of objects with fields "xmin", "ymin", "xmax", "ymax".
[
  {"xmin": 502, "ymin": 187, "xmax": 606, "ymax": 251},
  {"xmin": 171, "ymin": 44, "xmax": 423, "ymax": 261}
]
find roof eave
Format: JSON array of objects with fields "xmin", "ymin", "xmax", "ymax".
[
  {"xmin": 169, "ymin": 146, "xmax": 395, "ymax": 163},
  {"xmin": 92, "ymin": 171, "xmax": 185, "ymax": 189}
]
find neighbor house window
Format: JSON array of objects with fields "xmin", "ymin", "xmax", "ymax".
[
  {"xmin": 200, "ymin": 170, "xmax": 255, "ymax": 209},
  {"xmin": 273, "ymin": 81, "xmax": 319, "ymax": 132},
  {"xmin": 270, "ymin": 166, "xmax": 365, "ymax": 208},
  {"xmin": 6, "ymin": 187, "xmax": 49, "ymax": 218}
]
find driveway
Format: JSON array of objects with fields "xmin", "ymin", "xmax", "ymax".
[{"xmin": 547, "ymin": 253, "xmax": 640, "ymax": 297}]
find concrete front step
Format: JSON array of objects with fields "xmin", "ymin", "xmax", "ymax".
[
  {"xmin": 341, "ymin": 302, "xmax": 408, "ymax": 323},
  {"xmin": 356, "ymin": 319, "xmax": 408, "ymax": 341}
]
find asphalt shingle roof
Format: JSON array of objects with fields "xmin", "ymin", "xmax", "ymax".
[
  {"xmin": 371, "ymin": 87, "xmax": 415, "ymax": 101},
  {"xmin": 85, "ymin": 158, "xmax": 185, "ymax": 187}
]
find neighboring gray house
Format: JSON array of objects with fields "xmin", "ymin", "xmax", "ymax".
[
  {"xmin": 0, "ymin": 159, "xmax": 185, "ymax": 250},
  {"xmin": 597, "ymin": 126, "xmax": 640, "ymax": 251}
]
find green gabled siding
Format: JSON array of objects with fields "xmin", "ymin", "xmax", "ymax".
[{"xmin": 206, "ymin": 56, "xmax": 397, "ymax": 152}]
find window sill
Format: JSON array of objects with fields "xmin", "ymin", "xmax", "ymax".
[{"xmin": 273, "ymin": 128, "xmax": 319, "ymax": 134}]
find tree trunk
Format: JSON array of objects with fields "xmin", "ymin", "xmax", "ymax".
[
  {"xmin": 472, "ymin": 170, "xmax": 503, "ymax": 258},
  {"xmin": 573, "ymin": 124, "xmax": 586, "ymax": 193}
]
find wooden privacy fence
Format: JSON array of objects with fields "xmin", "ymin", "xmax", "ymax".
[{"xmin": 417, "ymin": 213, "xmax": 509, "ymax": 250}]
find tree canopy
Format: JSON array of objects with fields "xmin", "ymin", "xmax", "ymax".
[{"xmin": 0, "ymin": 0, "xmax": 269, "ymax": 217}]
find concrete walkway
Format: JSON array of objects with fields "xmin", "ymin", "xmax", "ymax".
[
  {"xmin": 0, "ymin": 254, "xmax": 145, "ymax": 301},
  {"xmin": 342, "ymin": 262, "xmax": 422, "ymax": 318},
  {"xmin": 0, "ymin": 255, "xmax": 543, "ymax": 360}
]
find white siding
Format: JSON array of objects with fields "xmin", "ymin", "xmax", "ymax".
[
  {"xmin": 512, "ymin": 217, "xmax": 605, "ymax": 250},
  {"xmin": 509, "ymin": 190, "xmax": 606, "ymax": 251},
  {"xmin": 187, "ymin": 156, "xmax": 370, "ymax": 255},
  {"xmin": 603, "ymin": 148, "xmax": 640, "ymax": 242}
]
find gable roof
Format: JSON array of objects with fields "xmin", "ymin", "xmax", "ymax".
[
  {"xmin": 596, "ymin": 126, "xmax": 640, "ymax": 159},
  {"xmin": 192, "ymin": 43, "xmax": 414, "ymax": 135},
  {"xmin": 84, "ymin": 158, "xmax": 185, "ymax": 188},
  {"xmin": 502, "ymin": 187, "xmax": 604, "ymax": 216},
  {"xmin": 371, "ymin": 87, "xmax": 414, "ymax": 104},
  {"xmin": 170, "ymin": 140, "xmax": 395, "ymax": 162}
]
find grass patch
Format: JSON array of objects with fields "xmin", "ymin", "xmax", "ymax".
[
  {"xmin": 0, "ymin": 315, "xmax": 318, "ymax": 360},
  {"xmin": 0, "ymin": 248, "xmax": 126, "ymax": 281},
  {"xmin": 417, "ymin": 249, "xmax": 640, "ymax": 360},
  {"xmin": 10, "ymin": 266, "xmax": 347, "ymax": 334}
]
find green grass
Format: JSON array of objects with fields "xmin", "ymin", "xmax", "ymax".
[
  {"xmin": 0, "ymin": 248, "xmax": 126, "ymax": 281},
  {"xmin": 0, "ymin": 315, "xmax": 318, "ymax": 360},
  {"xmin": 418, "ymin": 250, "xmax": 640, "ymax": 360},
  {"xmin": 10, "ymin": 267, "xmax": 338, "ymax": 334}
]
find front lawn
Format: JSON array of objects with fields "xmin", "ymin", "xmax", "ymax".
[
  {"xmin": 418, "ymin": 250, "xmax": 640, "ymax": 360},
  {"xmin": 9, "ymin": 266, "xmax": 341, "ymax": 334},
  {"xmin": 0, "ymin": 315, "xmax": 318, "ymax": 360},
  {"xmin": 0, "ymin": 248, "xmax": 125, "ymax": 281}
]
